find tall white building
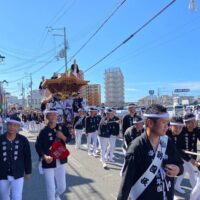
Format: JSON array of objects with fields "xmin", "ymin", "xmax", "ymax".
[{"xmin": 104, "ymin": 68, "xmax": 124, "ymax": 106}]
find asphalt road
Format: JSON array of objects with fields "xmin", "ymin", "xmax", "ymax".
[{"xmin": 21, "ymin": 130, "xmax": 195, "ymax": 200}]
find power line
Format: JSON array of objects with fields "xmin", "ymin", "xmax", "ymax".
[
  {"xmin": 37, "ymin": 0, "xmax": 76, "ymax": 51},
  {"xmin": 37, "ymin": 1, "xmax": 70, "ymax": 49},
  {"xmin": 31, "ymin": 57, "xmax": 56, "ymax": 74},
  {"xmin": 51, "ymin": 0, "xmax": 77, "ymax": 26},
  {"xmin": 56, "ymin": 0, "xmax": 127, "ymax": 72},
  {"xmin": 1, "ymin": 53, "xmax": 56, "ymax": 74},
  {"xmin": 8, "ymin": 56, "xmax": 56, "ymax": 83},
  {"xmin": 47, "ymin": 0, "xmax": 71, "ymax": 26},
  {"xmin": 0, "ymin": 43, "xmax": 62, "ymax": 72},
  {"xmin": 0, "ymin": 49, "xmax": 32, "ymax": 61},
  {"xmin": 103, "ymin": 15, "xmax": 200, "ymax": 68},
  {"xmin": 84, "ymin": 0, "xmax": 176, "ymax": 73}
]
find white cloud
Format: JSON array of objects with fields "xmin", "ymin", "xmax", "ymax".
[{"xmin": 126, "ymin": 88, "xmax": 138, "ymax": 92}]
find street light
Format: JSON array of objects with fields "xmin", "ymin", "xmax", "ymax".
[{"xmin": 0, "ymin": 54, "xmax": 5, "ymax": 64}]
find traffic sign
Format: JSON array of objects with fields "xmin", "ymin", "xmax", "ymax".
[{"xmin": 149, "ymin": 90, "xmax": 154, "ymax": 95}]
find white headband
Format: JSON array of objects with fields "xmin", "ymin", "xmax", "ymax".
[
  {"xmin": 128, "ymin": 105, "xmax": 136, "ymax": 108},
  {"xmin": 170, "ymin": 122, "xmax": 184, "ymax": 126},
  {"xmin": 106, "ymin": 110, "xmax": 113, "ymax": 114},
  {"xmin": 6, "ymin": 119, "xmax": 21, "ymax": 125},
  {"xmin": 44, "ymin": 110, "xmax": 58, "ymax": 115},
  {"xmin": 183, "ymin": 117, "xmax": 196, "ymax": 122},
  {"xmin": 133, "ymin": 120, "xmax": 144, "ymax": 124},
  {"xmin": 143, "ymin": 113, "xmax": 169, "ymax": 118}
]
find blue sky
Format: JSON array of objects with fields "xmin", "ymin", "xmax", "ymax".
[{"xmin": 0, "ymin": 0, "xmax": 200, "ymax": 102}]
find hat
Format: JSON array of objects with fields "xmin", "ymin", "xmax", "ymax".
[
  {"xmin": 6, "ymin": 116, "xmax": 21, "ymax": 125},
  {"xmin": 44, "ymin": 108, "xmax": 58, "ymax": 115},
  {"xmin": 170, "ymin": 116, "xmax": 184, "ymax": 126},
  {"xmin": 132, "ymin": 115, "xmax": 143, "ymax": 124}
]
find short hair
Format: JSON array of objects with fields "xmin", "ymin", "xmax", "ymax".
[
  {"xmin": 133, "ymin": 115, "xmax": 143, "ymax": 124},
  {"xmin": 71, "ymin": 63, "xmax": 79, "ymax": 73},
  {"xmin": 170, "ymin": 116, "xmax": 183, "ymax": 124},
  {"xmin": 145, "ymin": 104, "xmax": 167, "ymax": 115},
  {"xmin": 183, "ymin": 113, "xmax": 195, "ymax": 121},
  {"xmin": 145, "ymin": 104, "xmax": 167, "ymax": 126}
]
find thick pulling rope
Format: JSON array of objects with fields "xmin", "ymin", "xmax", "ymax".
[
  {"xmin": 184, "ymin": 150, "xmax": 200, "ymax": 156},
  {"xmin": 184, "ymin": 150, "xmax": 200, "ymax": 166}
]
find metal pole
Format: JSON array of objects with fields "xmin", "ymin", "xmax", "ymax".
[
  {"xmin": 64, "ymin": 27, "xmax": 67, "ymax": 72},
  {"xmin": 0, "ymin": 82, "xmax": 2, "ymax": 112},
  {"xmin": 30, "ymin": 73, "xmax": 33, "ymax": 109},
  {"xmin": 22, "ymin": 82, "xmax": 25, "ymax": 109}
]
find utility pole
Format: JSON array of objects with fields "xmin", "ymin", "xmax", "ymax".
[
  {"xmin": 22, "ymin": 82, "xmax": 25, "ymax": 109},
  {"xmin": 64, "ymin": 27, "xmax": 68, "ymax": 72},
  {"xmin": 28, "ymin": 73, "xmax": 33, "ymax": 109},
  {"xmin": 0, "ymin": 82, "xmax": 2, "ymax": 112},
  {"xmin": 49, "ymin": 26, "xmax": 68, "ymax": 72},
  {"xmin": 157, "ymin": 88, "xmax": 160, "ymax": 97},
  {"xmin": 0, "ymin": 80, "xmax": 8, "ymax": 113}
]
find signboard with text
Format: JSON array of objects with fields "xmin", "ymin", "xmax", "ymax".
[{"xmin": 174, "ymin": 89, "xmax": 190, "ymax": 93}]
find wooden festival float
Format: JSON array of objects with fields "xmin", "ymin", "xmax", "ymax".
[
  {"xmin": 41, "ymin": 60, "xmax": 89, "ymax": 127},
  {"xmin": 42, "ymin": 72, "xmax": 89, "ymax": 100}
]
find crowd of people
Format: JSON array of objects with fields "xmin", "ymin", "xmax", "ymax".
[
  {"xmin": 117, "ymin": 104, "xmax": 200, "ymax": 200},
  {"xmin": 1, "ymin": 98, "xmax": 200, "ymax": 199}
]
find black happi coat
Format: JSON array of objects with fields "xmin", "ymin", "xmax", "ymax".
[
  {"xmin": 108, "ymin": 116, "xmax": 120, "ymax": 136},
  {"xmin": 166, "ymin": 129, "xmax": 186, "ymax": 162},
  {"xmin": 22, "ymin": 114, "xmax": 27, "ymax": 123},
  {"xmin": 176, "ymin": 127, "xmax": 200, "ymax": 161},
  {"xmin": 98, "ymin": 117, "xmax": 112, "ymax": 138},
  {"xmin": 122, "ymin": 114, "xmax": 136, "ymax": 136},
  {"xmin": 72, "ymin": 98, "xmax": 83, "ymax": 113},
  {"xmin": 98, "ymin": 116, "xmax": 120, "ymax": 138},
  {"xmin": 95, "ymin": 115, "xmax": 102, "ymax": 131},
  {"xmin": 35, "ymin": 124, "xmax": 71, "ymax": 168},
  {"xmin": 117, "ymin": 132, "xmax": 183, "ymax": 200},
  {"xmin": 0, "ymin": 133, "xmax": 32, "ymax": 180},
  {"xmin": 73, "ymin": 116, "xmax": 85, "ymax": 130},
  {"xmin": 85, "ymin": 116, "xmax": 100, "ymax": 133},
  {"xmin": 123, "ymin": 126, "xmax": 143, "ymax": 151},
  {"xmin": 166, "ymin": 129, "xmax": 178, "ymax": 145}
]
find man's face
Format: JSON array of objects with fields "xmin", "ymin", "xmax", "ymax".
[
  {"xmin": 47, "ymin": 113, "xmax": 58, "ymax": 124},
  {"xmin": 7, "ymin": 123, "xmax": 20, "ymax": 134},
  {"xmin": 135, "ymin": 122, "xmax": 144, "ymax": 131},
  {"xmin": 170, "ymin": 125, "xmax": 183, "ymax": 135},
  {"xmin": 106, "ymin": 112, "xmax": 112, "ymax": 119},
  {"xmin": 128, "ymin": 106, "xmax": 136, "ymax": 114},
  {"xmin": 90, "ymin": 111, "xmax": 96, "ymax": 117},
  {"xmin": 78, "ymin": 111, "xmax": 83, "ymax": 116},
  {"xmin": 149, "ymin": 118, "xmax": 169, "ymax": 136},
  {"xmin": 185, "ymin": 119, "xmax": 197, "ymax": 131},
  {"xmin": 101, "ymin": 109, "xmax": 105, "ymax": 114}
]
